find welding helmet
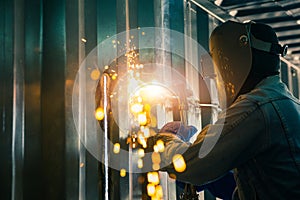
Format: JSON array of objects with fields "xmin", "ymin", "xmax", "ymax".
[{"xmin": 209, "ymin": 20, "xmax": 287, "ymax": 108}]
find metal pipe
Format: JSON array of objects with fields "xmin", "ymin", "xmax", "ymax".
[
  {"xmin": 102, "ymin": 74, "xmax": 109, "ymax": 200},
  {"xmin": 78, "ymin": 0, "xmax": 86, "ymax": 199},
  {"xmin": 125, "ymin": 0, "xmax": 133, "ymax": 199},
  {"xmin": 189, "ymin": 0, "xmax": 226, "ymax": 23}
]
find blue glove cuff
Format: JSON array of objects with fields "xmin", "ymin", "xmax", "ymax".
[{"xmin": 159, "ymin": 121, "xmax": 198, "ymax": 142}]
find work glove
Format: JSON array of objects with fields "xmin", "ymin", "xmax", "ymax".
[{"xmin": 159, "ymin": 121, "xmax": 198, "ymax": 142}]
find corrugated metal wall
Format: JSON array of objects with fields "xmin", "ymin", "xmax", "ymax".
[
  {"xmin": 0, "ymin": 0, "xmax": 210, "ymax": 199},
  {"xmin": 2, "ymin": 0, "xmax": 297, "ymax": 200}
]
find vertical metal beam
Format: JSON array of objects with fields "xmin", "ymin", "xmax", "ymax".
[
  {"xmin": 184, "ymin": 1, "xmax": 202, "ymax": 128},
  {"xmin": 125, "ymin": 0, "xmax": 139, "ymax": 199},
  {"xmin": 116, "ymin": 0, "xmax": 130, "ymax": 199},
  {"xmin": 65, "ymin": 0, "xmax": 80, "ymax": 199},
  {"xmin": 280, "ymin": 61, "xmax": 289, "ymax": 87},
  {"xmin": 196, "ymin": 8, "xmax": 209, "ymax": 51},
  {"xmin": 291, "ymin": 67, "xmax": 299, "ymax": 98},
  {"xmin": 287, "ymin": 65, "xmax": 293, "ymax": 95},
  {"xmin": 12, "ymin": 0, "xmax": 25, "ymax": 199},
  {"xmin": 170, "ymin": 0, "xmax": 185, "ymax": 75},
  {"xmin": 101, "ymin": 74, "xmax": 110, "ymax": 200},
  {"xmin": 137, "ymin": 0, "xmax": 154, "ymax": 27},
  {"xmin": 97, "ymin": 0, "xmax": 117, "ymax": 42},
  {"xmin": 197, "ymin": 7, "xmax": 212, "ymax": 128},
  {"xmin": 83, "ymin": 0, "xmax": 100, "ymax": 199},
  {"xmin": 196, "ymin": 7, "xmax": 216, "ymax": 199},
  {"xmin": 97, "ymin": 0, "xmax": 119, "ymax": 199},
  {"xmin": 154, "ymin": 0, "xmax": 172, "ymax": 86},
  {"xmin": 23, "ymin": 0, "xmax": 43, "ymax": 199},
  {"xmin": 0, "ymin": 0, "xmax": 14, "ymax": 199},
  {"xmin": 153, "ymin": 1, "xmax": 179, "ymax": 199},
  {"xmin": 137, "ymin": 0, "xmax": 155, "ymax": 198},
  {"xmin": 78, "ymin": 0, "xmax": 86, "ymax": 199},
  {"xmin": 41, "ymin": 0, "xmax": 66, "ymax": 199}
]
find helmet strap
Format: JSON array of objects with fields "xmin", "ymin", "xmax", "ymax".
[{"xmin": 250, "ymin": 33, "xmax": 288, "ymax": 56}]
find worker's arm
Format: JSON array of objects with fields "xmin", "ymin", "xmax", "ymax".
[{"xmin": 158, "ymin": 99, "xmax": 266, "ymax": 185}]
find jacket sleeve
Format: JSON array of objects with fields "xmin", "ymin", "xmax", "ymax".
[{"xmin": 159, "ymin": 99, "xmax": 266, "ymax": 186}]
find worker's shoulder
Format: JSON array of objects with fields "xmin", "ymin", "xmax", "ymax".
[{"xmin": 237, "ymin": 76, "xmax": 298, "ymax": 106}]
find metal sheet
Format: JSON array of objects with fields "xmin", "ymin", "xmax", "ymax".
[
  {"xmin": 0, "ymin": 0, "xmax": 14, "ymax": 199},
  {"xmin": 65, "ymin": 0, "xmax": 80, "ymax": 199},
  {"xmin": 41, "ymin": 0, "xmax": 66, "ymax": 199},
  {"xmin": 23, "ymin": 0, "xmax": 43, "ymax": 199}
]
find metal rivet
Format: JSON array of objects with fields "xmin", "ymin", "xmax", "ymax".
[{"xmin": 239, "ymin": 35, "xmax": 248, "ymax": 46}]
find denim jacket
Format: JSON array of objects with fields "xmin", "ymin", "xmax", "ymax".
[{"xmin": 159, "ymin": 75, "xmax": 300, "ymax": 199}]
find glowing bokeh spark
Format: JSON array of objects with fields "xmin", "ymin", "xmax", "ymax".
[
  {"xmin": 95, "ymin": 107, "xmax": 105, "ymax": 121},
  {"xmin": 172, "ymin": 154, "xmax": 186, "ymax": 173}
]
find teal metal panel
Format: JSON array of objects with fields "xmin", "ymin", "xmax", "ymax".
[
  {"xmin": 196, "ymin": 7, "xmax": 209, "ymax": 51},
  {"xmin": 12, "ymin": 0, "xmax": 25, "ymax": 199},
  {"xmin": 197, "ymin": 7, "xmax": 212, "ymax": 127},
  {"xmin": 83, "ymin": 0, "xmax": 100, "ymax": 199},
  {"xmin": 129, "ymin": 0, "xmax": 138, "ymax": 29},
  {"xmin": 65, "ymin": 0, "xmax": 80, "ymax": 199},
  {"xmin": 97, "ymin": 0, "xmax": 117, "ymax": 42},
  {"xmin": 41, "ymin": 0, "xmax": 66, "ymax": 199},
  {"xmin": 170, "ymin": 0, "xmax": 185, "ymax": 76},
  {"xmin": 24, "ymin": 0, "xmax": 43, "ymax": 199},
  {"xmin": 170, "ymin": 0, "xmax": 184, "ymax": 33},
  {"xmin": 137, "ymin": 0, "xmax": 154, "ymax": 27},
  {"xmin": 0, "ymin": 0, "xmax": 14, "ymax": 199}
]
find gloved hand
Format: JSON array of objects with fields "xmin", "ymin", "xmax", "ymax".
[{"xmin": 159, "ymin": 121, "xmax": 198, "ymax": 142}]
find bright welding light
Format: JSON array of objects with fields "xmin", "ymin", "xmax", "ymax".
[
  {"xmin": 120, "ymin": 169, "xmax": 126, "ymax": 177},
  {"xmin": 95, "ymin": 107, "xmax": 104, "ymax": 120},
  {"xmin": 127, "ymin": 77, "xmax": 140, "ymax": 93},
  {"xmin": 155, "ymin": 185, "xmax": 163, "ymax": 198},
  {"xmin": 137, "ymin": 96, "xmax": 142, "ymax": 102},
  {"xmin": 111, "ymin": 73, "xmax": 118, "ymax": 80},
  {"xmin": 147, "ymin": 183, "xmax": 156, "ymax": 196},
  {"xmin": 138, "ymin": 136, "xmax": 147, "ymax": 148},
  {"xmin": 144, "ymin": 103, "xmax": 151, "ymax": 112},
  {"xmin": 90, "ymin": 69, "xmax": 100, "ymax": 80},
  {"xmin": 139, "ymin": 84, "xmax": 166, "ymax": 100},
  {"xmin": 137, "ymin": 148, "xmax": 145, "ymax": 157},
  {"xmin": 152, "ymin": 163, "xmax": 160, "ymax": 171},
  {"xmin": 138, "ymin": 158, "xmax": 143, "ymax": 168},
  {"xmin": 113, "ymin": 143, "xmax": 120, "ymax": 154},
  {"xmin": 147, "ymin": 172, "xmax": 159, "ymax": 185},
  {"xmin": 156, "ymin": 140, "xmax": 165, "ymax": 152},
  {"xmin": 172, "ymin": 154, "xmax": 186, "ymax": 173},
  {"xmin": 143, "ymin": 127, "xmax": 150, "ymax": 138},
  {"xmin": 151, "ymin": 152, "xmax": 161, "ymax": 164},
  {"xmin": 138, "ymin": 112, "xmax": 147, "ymax": 126},
  {"xmin": 130, "ymin": 103, "xmax": 143, "ymax": 113}
]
